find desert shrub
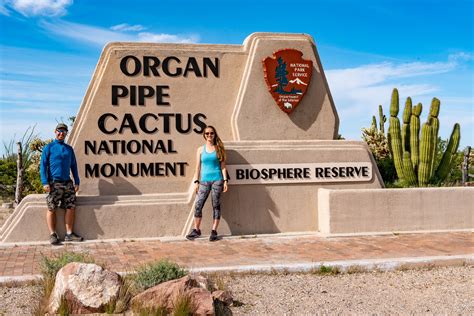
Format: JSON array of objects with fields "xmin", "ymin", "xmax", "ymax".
[
  {"xmin": 34, "ymin": 252, "xmax": 94, "ymax": 316},
  {"xmin": 134, "ymin": 259, "xmax": 187, "ymax": 292},
  {"xmin": 39, "ymin": 252, "xmax": 94, "ymax": 279},
  {"xmin": 172, "ymin": 292, "xmax": 195, "ymax": 316},
  {"xmin": 0, "ymin": 159, "xmax": 16, "ymax": 201}
]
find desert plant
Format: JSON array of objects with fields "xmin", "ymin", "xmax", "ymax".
[
  {"xmin": 172, "ymin": 291, "xmax": 196, "ymax": 316},
  {"xmin": 379, "ymin": 88, "xmax": 461, "ymax": 186},
  {"xmin": 39, "ymin": 252, "xmax": 94, "ymax": 279},
  {"xmin": 133, "ymin": 259, "xmax": 188, "ymax": 292},
  {"xmin": 34, "ymin": 252, "xmax": 95, "ymax": 316}
]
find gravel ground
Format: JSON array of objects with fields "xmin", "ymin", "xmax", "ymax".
[
  {"xmin": 0, "ymin": 283, "xmax": 42, "ymax": 315},
  {"xmin": 225, "ymin": 265, "xmax": 473, "ymax": 315},
  {"xmin": 0, "ymin": 265, "xmax": 472, "ymax": 315}
]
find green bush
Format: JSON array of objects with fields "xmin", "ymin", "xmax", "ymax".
[
  {"xmin": 40, "ymin": 251, "xmax": 94, "ymax": 279},
  {"xmin": 376, "ymin": 157, "xmax": 397, "ymax": 185},
  {"xmin": 134, "ymin": 259, "xmax": 187, "ymax": 292},
  {"xmin": 0, "ymin": 159, "xmax": 16, "ymax": 200}
]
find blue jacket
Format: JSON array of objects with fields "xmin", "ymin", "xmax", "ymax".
[{"xmin": 40, "ymin": 140, "xmax": 80, "ymax": 185}]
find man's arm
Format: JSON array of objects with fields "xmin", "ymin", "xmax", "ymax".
[
  {"xmin": 40, "ymin": 144, "xmax": 50, "ymax": 192},
  {"xmin": 70, "ymin": 149, "xmax": 80, "ymax": 192}
]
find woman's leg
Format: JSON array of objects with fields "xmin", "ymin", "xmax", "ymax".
[
  {"xmin": 193, "ymin": 182, "xmax": 211, "ymax": 230},
  {"xmin": 210, "ymin": 180, "xmax": 224, "ymax": 231}
]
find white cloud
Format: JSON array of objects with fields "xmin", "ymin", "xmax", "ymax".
[
  {"xmin": 324, "ymin": 57, "xmax": 472, "ymax": 144},
  {"xmin": 40, "ymin": 20, "xmax": 199, "ymax": 46},
  {"xmin": 110, "ymin": 23, "xmax": 145, "ymax": 32},
  {"xmin": 6, "ymin": 0, "xmax": 72, "ymax": 17},
  {"xmin": 137, "ymin": 32, "xmax": 198, "ymax": 43},
  {"xmin": 448, "ymin": 52, "xmax": 474, "ymax": 62},
  {"xmin": 40, "ymin": 20, "xmax": 132, "ymax": 45},
  {"xmin": 0, "ymin": 1, "xmax": 10, "ymax": 15}
]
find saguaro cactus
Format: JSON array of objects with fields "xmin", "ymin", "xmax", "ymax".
[
  {"xmin": 380, "ymin": 88, "xmax": 461, "ymax": 186},
  {"xmin": 388, "ymin": 88, "xmax": 405, "ymax": 181}
]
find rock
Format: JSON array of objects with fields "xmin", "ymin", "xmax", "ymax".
[
  {"xmin": 131, "ymin": 275, "xmax": 214, "ymax": 315},
  {"xmin": 212, "ymin": 290, "xmax": 233, "ymax": 306},
  {"xmin": 48, "ymin": 262, "xmax": 121, "ymax": 314}
]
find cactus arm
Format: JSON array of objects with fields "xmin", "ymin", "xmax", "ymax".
[
  {"xmin": 389, "ymin": 117, "xmax": 404, "ymax": 181},
  {"xmin": 435, "ymin": 123, "xmax": 461, "ymax": 182},
  {"xmin": 410, "ymin": 103, "xmax": 422, "ymax": 172},
  {"xmin": 388, "ymin": 89, "xmax": 404, "ymax": 180},
  {"xmin": 403, "ymin": 152, "xmax": 417, "ymax": 186},
  {"xmin": 390, "ymin": 88, "xmax": 399, "ymax": 117},
  {"xmin": 379, "ymin": 105, "xmax": 386, "ymax": 134},
  {"xmin": 428, "ymin": 98, "xmax": 440, "ymax": 178},
  {"xmin": 418, "ymin": 123, "xmax": 434, "ymax": 186},
  {"xmin": 402, "ymin": 97, "xmax": 412, "ymax": 153}
]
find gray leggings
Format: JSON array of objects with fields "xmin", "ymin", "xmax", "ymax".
[{"xmin": 194, "ymin": 180, "xmax": 224, "ymax": 220}]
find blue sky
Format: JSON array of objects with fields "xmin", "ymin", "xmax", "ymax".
[{"xmin": 0, "ymin": 0, "xmax": 472, "ymax": 155}]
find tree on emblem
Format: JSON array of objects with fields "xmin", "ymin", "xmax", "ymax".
[{"xmin": 274, "ymin": 57, "xmax": 289, "ymax": 94}]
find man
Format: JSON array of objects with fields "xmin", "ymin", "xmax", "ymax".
[{"xmin": 40, "ymin": 123, "xmax": 83, "ymax": 245}]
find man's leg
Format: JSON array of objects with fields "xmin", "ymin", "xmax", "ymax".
[
  {"xmin": 46, "ymin": 209, "xmax": 56, "ymax": 234},
  {"xmin": 65, "ymin": 208, "xmax": 75, "ymax": 234},
  {"xmin": 63, "ymin": 182, "xmax": 83, "ymax": 242},
  {"xmin": 46, "ymin": 184, "xmax": 60, "ymax": 244}
]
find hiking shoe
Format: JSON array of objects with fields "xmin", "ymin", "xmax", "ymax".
[
  {"xmin": 209, "ymin": 230, "xmax": 218, "ymax": 242},
  {"xmin": 64, "ymin": 232, "xmax": 84, "ymax": 242},
  {"xmin": 186, "ymin": 229, "xmax": 201, "ymax": 240},
  {"xmin": 50, "ymin": 232, "xmax": 60, "ymax": 245}
]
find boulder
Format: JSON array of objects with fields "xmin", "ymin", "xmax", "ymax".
[
  {"xmin": 131, "ymin": 275, "xmax": 214, "ymax": 315},
  {"xmin": 48, "ymin": 262, "xmax": 121, "ymax": 314}
]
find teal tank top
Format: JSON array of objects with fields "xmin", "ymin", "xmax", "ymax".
[{"xmin": 200, "ymin": 145, "xmax": 223, "ymax": 182}]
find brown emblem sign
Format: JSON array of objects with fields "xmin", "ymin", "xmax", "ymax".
[{"xmin": 263, "ymin": 49, "xmax": 313, "ymax": 114}]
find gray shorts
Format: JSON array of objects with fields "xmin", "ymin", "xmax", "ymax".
[
  {"xmin": 194, "ymin": 180, "xmax": 224, "ymax": 220},
  {"xmin": 46, "ymin": 181, "xmax": 76, "ymax": 211}
]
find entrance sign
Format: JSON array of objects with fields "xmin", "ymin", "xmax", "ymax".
[
  {"xmin": 0, "ymin": 33, "xmax": 384, "ymax": 243},
  {"xmin": 263, "ymin": 49, "xmax": 313, "ymax": 114},
  {"xmin": 227, "ymin": 162, "xmax": 372, "ymax": 185}
]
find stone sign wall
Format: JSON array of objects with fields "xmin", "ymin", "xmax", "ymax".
[{"xmin": 69, "ymin": 33, "xmax": 343, "ymax": 196}]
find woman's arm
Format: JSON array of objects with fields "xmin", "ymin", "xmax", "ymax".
[
  {"xmin": 193, "ymin": 147, "xmax": 202, "ymax": 193},
  {"xmin": 221, "ymin": 160, "xmax": 228, "ymax": 192}
]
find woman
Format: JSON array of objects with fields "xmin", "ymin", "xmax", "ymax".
[{"xmin": 186, "ymin": 125, "xmax": 228, "ymax": 241}]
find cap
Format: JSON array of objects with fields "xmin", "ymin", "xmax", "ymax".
[{"xmin": 55, "ymin": 123, "xmax": 68, "ymax": 131}]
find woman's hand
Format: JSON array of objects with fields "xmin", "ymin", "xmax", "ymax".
[
  {"xmin": 194, "ymin": 182, "xmax": 199, "ymax": 194},
  {"xmin": 223, "ymin": 181, "xmax": 228, "ymax": 192}
]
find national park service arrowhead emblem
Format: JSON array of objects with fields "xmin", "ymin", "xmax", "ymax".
[{"xmin": 263, "ymin": 49, "xmax": 313, "ymax": 114}]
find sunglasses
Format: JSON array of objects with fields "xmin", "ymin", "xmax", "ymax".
[
  {"xmin": 204, "ymin": 132, "xmax": 215, "ymax": 136},
  {"xmin": 56, "ymin": 129, "xmax": 67, "ymax": 134}
]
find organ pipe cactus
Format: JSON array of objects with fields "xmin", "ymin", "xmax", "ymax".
[
  {"xmin": 388, "ymin": 89, "xmax": 405, "ymax": 181},
  {"xmin": 410, "ymin": 103, "xmax": 422, "ymax": 172},
  {"xmin": 435, "ymin": 123, "xmax": 461, "ymax": 181},
  {"xmin": 428, "ymin": 98, "xmax": 440, "ymax": 178},
  {"xmin": 382, "ymin": 88, "xmax": 461, "ymax": 186},
  {"xmin": 402, "ymin": 97, "xmax": 412, "ymax": 153}
]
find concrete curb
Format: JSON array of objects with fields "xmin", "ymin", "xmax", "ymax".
[{"xmin": 1, "ymin": 254, "xmax": 472, "ymax": 285}]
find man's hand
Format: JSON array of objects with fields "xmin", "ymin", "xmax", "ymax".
[
  {"xmin": 43, "ymin": 185, "xmax": 50, "ymax": 193},
  {"xmin": 74, "ymin": 185, "xmax": 79, "ymax": 192}
]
